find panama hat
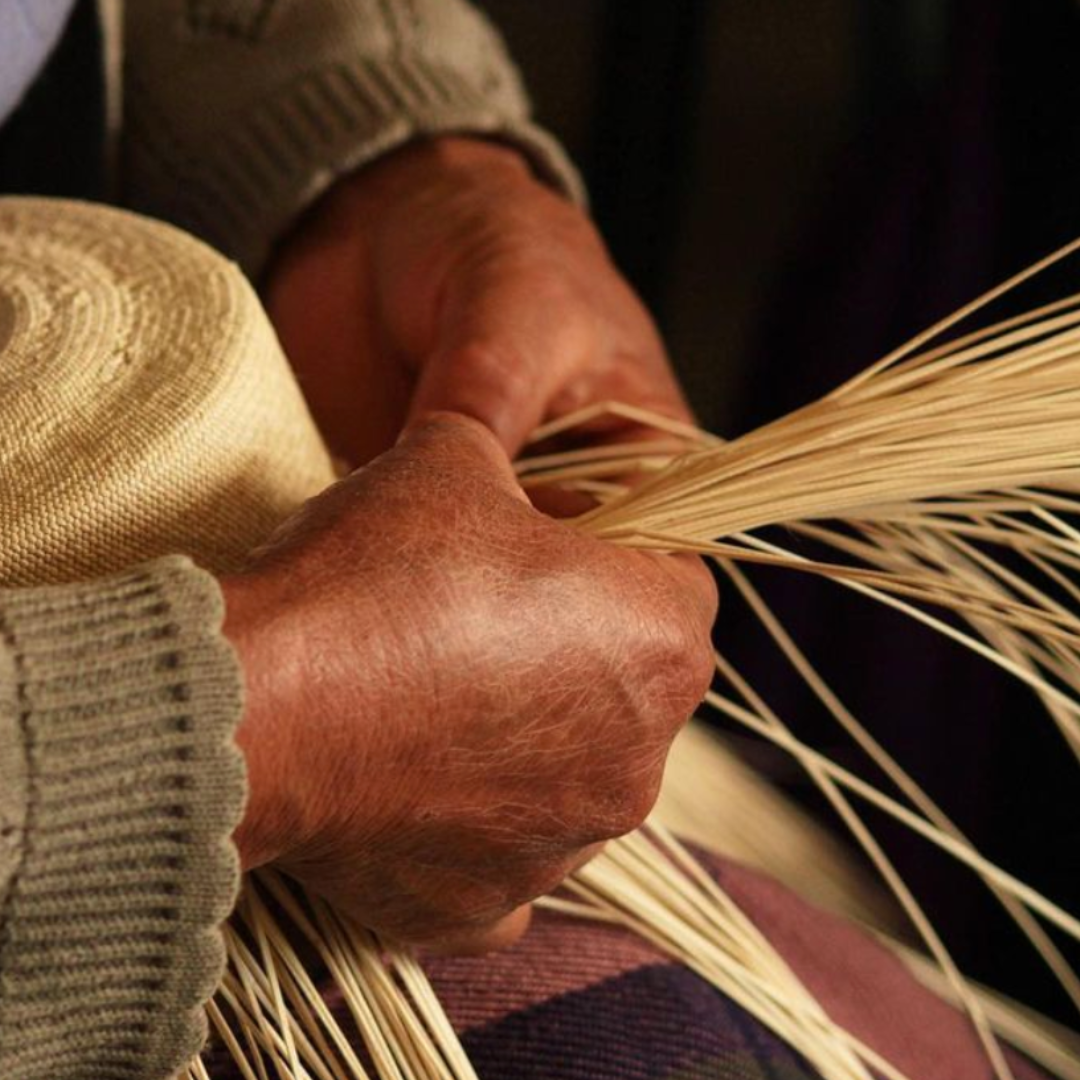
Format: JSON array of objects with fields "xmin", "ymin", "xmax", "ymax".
[{"xmin": 0, "ymin": 196, "xmax": 336, "ymax": 587}]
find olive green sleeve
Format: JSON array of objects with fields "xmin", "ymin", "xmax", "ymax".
[
  {"xmin": 0, "ymin": 556, "xmax": 245, "ymax": 1080},
  {"xmin": 122, "ymin": 0, "xmax": 585, "ymax": 277}
]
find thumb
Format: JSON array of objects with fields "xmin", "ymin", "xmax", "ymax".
[{"xmin": 395, "ymin": 410, "xmax": 529, "ymax": 505}]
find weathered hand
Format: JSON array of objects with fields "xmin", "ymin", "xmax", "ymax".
[
  {"xmin": 222, "ymin": 414, "xmax": 716, "ymax": 952},
  {"xmin": 265, "ymin": 137, "xmax": 692, "ymax": 465}
]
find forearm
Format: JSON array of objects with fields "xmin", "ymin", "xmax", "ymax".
[
  {"xmin": 122, "ymin": 0, "xmax": 584, "ymax": 276},
  {"xmin": 0, "ymin": 558, "xmax": 245, "ymax": 1080}
]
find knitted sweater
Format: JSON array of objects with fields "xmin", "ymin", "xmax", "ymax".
[{"xmin": 0, "ymin": 4, "xmax": 580, "ymax": 1078}]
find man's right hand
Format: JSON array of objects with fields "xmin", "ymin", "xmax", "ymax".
[{"xmin": 222, "ymin": 413, "xmax": 716, "ymax": 952}]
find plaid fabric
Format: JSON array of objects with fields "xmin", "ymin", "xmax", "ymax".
[{"xmin": 207, "ymin": 854, "xmax": 1050, "ymax": 1079}]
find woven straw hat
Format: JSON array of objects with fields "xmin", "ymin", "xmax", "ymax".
[{"xmin": 0, "ymin": 197, "xmax": 336, "ymax": 587}]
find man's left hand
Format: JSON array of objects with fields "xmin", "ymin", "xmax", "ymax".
[{"xmin": 265, "ymin": 136, "xmax": 693, "ymax": 464}]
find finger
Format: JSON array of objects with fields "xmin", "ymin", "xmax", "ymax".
[
  {"xmin": 421, "ymin": 904, "xmax": 533, "ymax": 957},
  {"xmin": 406, "ymin": 268, "xmax": 594, "ymax": 455},
  {"xmin": 544, "ymin": 352, "xmax": 698, "ymax": 449},
  {"xmin": 655, "ymin": 553, "xmax": 721, "ymax": 629}
]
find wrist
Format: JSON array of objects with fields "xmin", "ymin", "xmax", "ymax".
[
  {"xmin": 220, "ymin": 560, "xmax": 400, "ymax": 873},
  {"xmin": 221, "ymin": 571, "xmax": 302, "ymax": 871},
  {"xmin": 338, "ymin": 135, "xmax": 537, "ymax": 212}
]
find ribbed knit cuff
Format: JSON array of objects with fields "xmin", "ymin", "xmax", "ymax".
[
  {"xmin": 126, "ymin": 53, "xmax": 587, "ymax": 279},
  {"xmin": 0, "ymin": 557, "xmax": 245, "ymax": 1080}
]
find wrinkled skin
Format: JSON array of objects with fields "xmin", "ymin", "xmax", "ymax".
[
  {"xmin": 264, "ymin": 136, "xmax": 694, "ymax": 464},
  {"xmin": 223, "ymin": 415, "xmax": 716, "ymax": 951},
  {"xmin": 224, "ymin": 137, "xmax": 717, "ymax": 954}
]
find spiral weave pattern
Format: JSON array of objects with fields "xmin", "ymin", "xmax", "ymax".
[{"xmin": 0, "ymin": 197, "xmax": 336, "ymax": 586}]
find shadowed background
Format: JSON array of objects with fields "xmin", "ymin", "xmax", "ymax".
[{"xmin": 477, "ymin": 0, "xmax": 1080, "ymax": 1024}]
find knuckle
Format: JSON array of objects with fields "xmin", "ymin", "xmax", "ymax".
[
  {"xmin": 433, "ymin": 882, "xmax": 510, "ymax": 928},
  {"xmin": 511, "ymin": 858, "xmax": 579, "ymax": 902},
  {"xmin": 693, "ymin": 562, "xmax": 722, "ymax": 622},
  {"xmin": 629, "ymin": 613, "xmax": 713, "ymax": 722},
  {"xmin": 559, "ymin": 550, "xmax": 714, "ymax": 730},
  {"xmin": 446, "ymin": 339, "xmax": 536, "ymax": 400},
  {"xmin": 613, "ymin": 785, "xmax": 659, "ymax": 834},
  {"xmin": 584, "ymin": 770, "xmax": 664, "ymax": 839},
  {"xmin": 606, "ymin": 789, "xmax": 659, "ymax": 837},
  {"xmin": 447, "ymin": 339, "xmax": 517, "ymax": 379},
  {"xmin": 654, "ymin": 598, "xmax": 715, "ymax": 698},
  {"xmin": 686, "ymin": 625, "xmax": 717, "ymax": 699}
]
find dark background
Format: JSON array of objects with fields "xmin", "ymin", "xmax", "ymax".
[{"xmin": 478, "ymin": 0, "xmax": 1080, "ymax": 1025}]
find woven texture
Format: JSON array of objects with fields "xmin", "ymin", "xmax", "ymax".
[
  {"xmin": 0, "ymin": 559, "xmax": 245, "ymax": 1080},
  {"xmin": 0, "ymin": 197, "xmax": 337, "ymax": 586},
  {"xmin": 202, "ymin": 858, "xmax": 1050, "ymax": 1080}
]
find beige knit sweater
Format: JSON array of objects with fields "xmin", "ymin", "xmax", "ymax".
[{"xmin": 0, "ymin": 3, "xmax": 580, "ymax": 1078}]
